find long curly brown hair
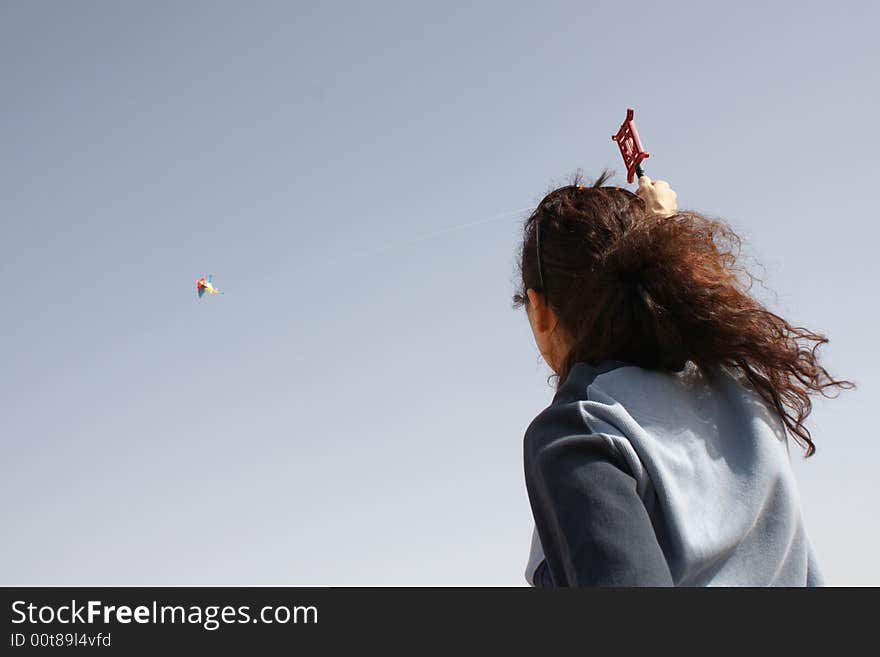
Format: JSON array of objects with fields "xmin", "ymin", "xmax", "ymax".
[{"xmin": 513, "ymin": 170, "xmax": 852, "ymax": 457}]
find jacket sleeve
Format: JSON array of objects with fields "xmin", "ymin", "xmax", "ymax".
[
  {"xmin": 533, "ymin": 559, "xmax": 555, "ymax": 587},
  {"xmin": 524, "ymin": 408, "xmax": 674, "ymax": 587}
]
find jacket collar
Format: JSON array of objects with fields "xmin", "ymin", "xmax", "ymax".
[{"xmin": 551, "ymin": 359, "xmax": 631, "ymax": 405}]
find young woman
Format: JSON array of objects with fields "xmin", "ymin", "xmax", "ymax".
[{"xmin": 515, "ymin": 171, "xmax": 852, "ymax": 587}]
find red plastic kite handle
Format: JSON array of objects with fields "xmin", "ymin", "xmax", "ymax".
[{"xmin": 611, "ymin": 108, "xmax": 650, "ymax": 183}]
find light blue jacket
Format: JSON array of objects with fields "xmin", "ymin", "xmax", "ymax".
[{"xmin": 524, "ymin": 360, "xmax": 824, "ymax": 587}]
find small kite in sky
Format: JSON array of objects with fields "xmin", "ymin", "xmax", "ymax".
[{"xmin": 196, "ymin": 275, "xmax": 222, "ymax": 298}]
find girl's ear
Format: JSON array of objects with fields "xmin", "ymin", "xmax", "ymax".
[
  {"xmin": 525, "ymin": 287, "xmax": 542, "ymax": 307},
  {"xmin": 525, "ymin": 288, "xmax": 551, "ymax": 333}
]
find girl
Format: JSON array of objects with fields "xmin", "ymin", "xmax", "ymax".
[{"xmin": 515, "ymin": 171, "xmax": 852, "ymax": 587}]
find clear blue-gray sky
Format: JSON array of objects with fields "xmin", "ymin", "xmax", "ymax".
[{"xmin": 2, "ymin": 1, "xmax": 877, "ymax": 585}]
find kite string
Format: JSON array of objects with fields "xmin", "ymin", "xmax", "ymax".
[
  {"xmin": 300, "ymin": 205, "xmax": 533, "ymax": 276},
  {"xmin": 360, "ymin": 206, "xmax": 532, "ymax": 257},
  {"xmin": 199, "ymin": 207, "xmax": 533, "ymax": 297}
]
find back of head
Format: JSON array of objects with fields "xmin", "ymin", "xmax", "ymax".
[{"xmin": 513, "ymin": 170, "xmax": 852, "ymax": 457}]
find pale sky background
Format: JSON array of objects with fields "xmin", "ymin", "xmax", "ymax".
[{"xmin": 2, "ymin": 1, "xmax": 877, "ymax": 585}]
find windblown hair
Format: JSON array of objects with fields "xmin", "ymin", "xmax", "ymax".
[{"xmin": 513, "ymin": 170, "xmax": 852, "ymax": 457}]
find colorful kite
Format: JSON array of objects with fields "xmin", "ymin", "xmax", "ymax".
[{"xmin": 196, "ymin": 275, "xmax": 222, "ymax": 298}]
